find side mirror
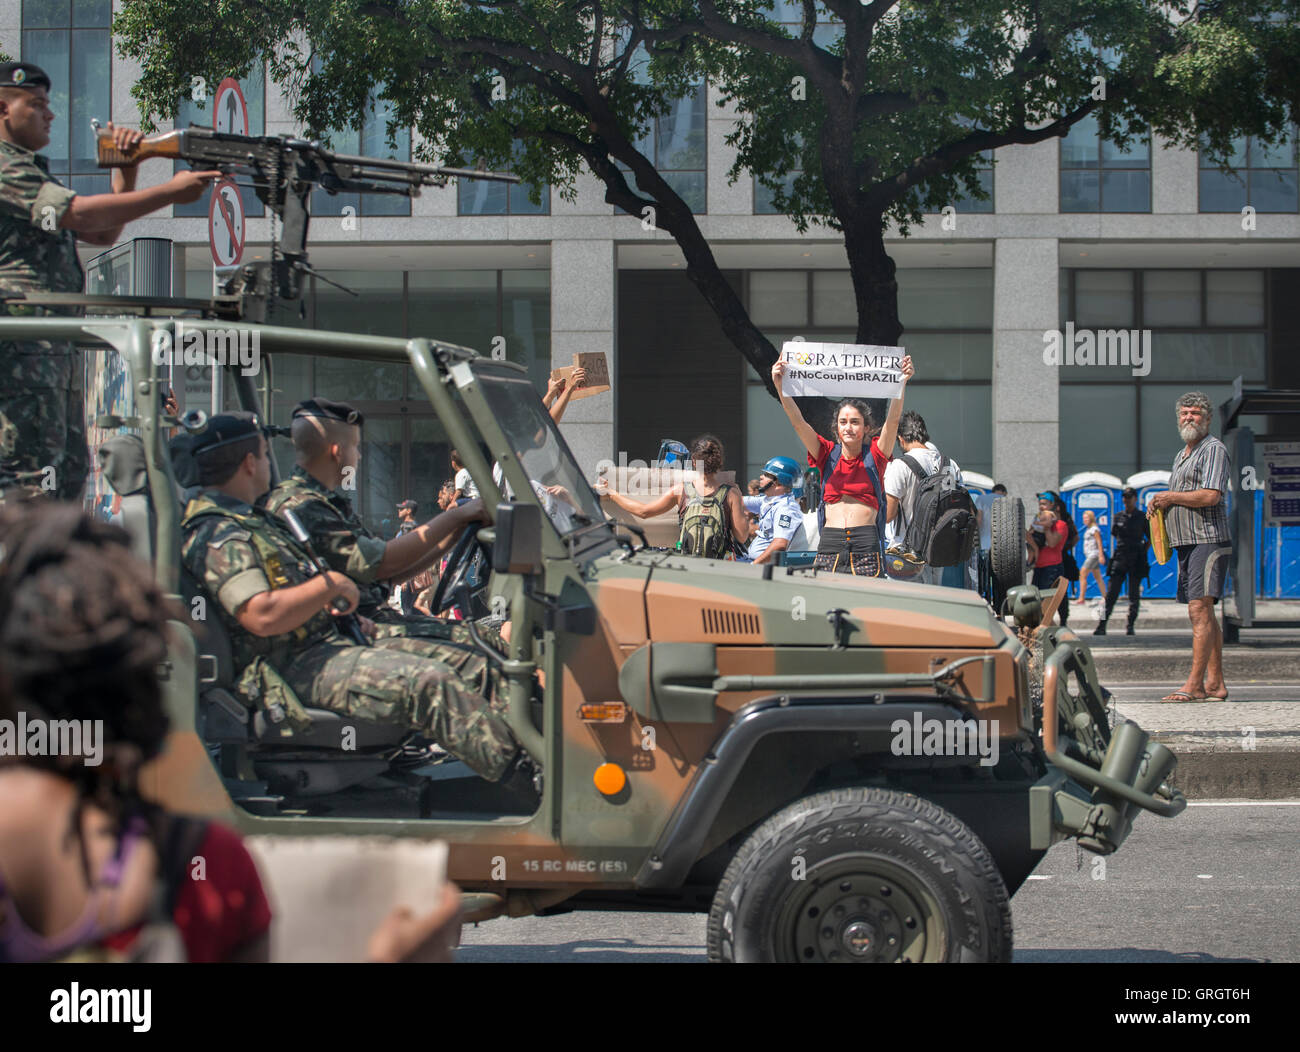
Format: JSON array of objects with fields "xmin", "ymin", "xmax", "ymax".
[{"xmin": 492, "ymin": 502, "xmax": 544, "ymax": 575}]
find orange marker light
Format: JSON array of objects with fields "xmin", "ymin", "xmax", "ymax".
[
  {"xmin": 579, "ymin": 702, "xmax": 628, "ymax": 723},
  {"xmin": 593, "ymin": 762, "xmax": 626, "ymax": 796}
]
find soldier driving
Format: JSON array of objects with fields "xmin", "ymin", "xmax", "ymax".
[
  {"xmin": 0, "ymin": 61, "xmax": 219, "ymax": 503},
  {"xmin": 179, "ymin": 412, "xmax": 541, "ymax": 800}
]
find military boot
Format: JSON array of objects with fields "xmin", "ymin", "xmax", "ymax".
[{"xmin": 499, "ymin": 751, "xmax": 543, "ymax": 806}]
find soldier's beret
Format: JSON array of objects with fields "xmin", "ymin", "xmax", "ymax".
[
  {"xmin": 293, "ymin": 397, "xmax": 363, "ymax": 426},
  {"xmin": 0, "ymin": 63, "xmax": 52, "ymax": 91},
  {"xmin": 190, "ymin": 412, "xmax": 263, "ymax": 459}
]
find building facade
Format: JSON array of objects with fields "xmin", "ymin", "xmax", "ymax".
[{"xmin": 6, "ymin": 2, "xmax": 1298, "ymax": 526}]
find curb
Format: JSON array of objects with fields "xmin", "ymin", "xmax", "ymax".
[{"xmin": 1162, "ymin": 743, "xmax": 1300, "ymax": 800}]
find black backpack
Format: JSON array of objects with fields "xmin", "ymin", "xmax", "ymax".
[{"xmin": 900, "ymin": 452, "xmax": 977, "ymax": 568}]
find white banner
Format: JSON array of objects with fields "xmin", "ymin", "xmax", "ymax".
[{"xmin": 779, "ymin": 342, "xmax": 904, "ymax": 399}]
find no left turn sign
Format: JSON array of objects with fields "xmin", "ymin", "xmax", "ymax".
[
  {"xmin": 208, "ymin": 178, "xmax": 245, "ymax": 266},
  {"xmin": 213, "ymin": 78, "xmax": 249, "ymax": 136}
]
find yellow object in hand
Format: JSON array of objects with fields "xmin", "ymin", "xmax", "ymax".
[{"xmin": 1150, "ymin": 506, "xmax": 1171, "ymax": 565}]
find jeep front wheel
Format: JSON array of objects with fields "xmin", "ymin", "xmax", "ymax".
[{"xmin": 706, "ymin": 787, "xmax": 1012, "ymax": 963}]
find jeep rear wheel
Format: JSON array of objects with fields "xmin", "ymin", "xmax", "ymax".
[
  {"xmin": 990, "ymin": 497, "xmax": 1026, "ymax": 604},
  {"xmin": 706, "ymin": 787, "xmax": 1012, "ymax": 963}
]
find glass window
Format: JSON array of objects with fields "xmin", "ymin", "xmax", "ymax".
[
  {"xmin": 311, "ymin": 84, "xmax": 412, "ymax": 218},
  {"xmin": 356, "ymin": 417, "xmax": 405, "ymax": 531},
  {"xmin": 746, "ymin": 381, "xmax": 801, "ymax": 483},
  {"xmin": 902, "ymin": 333, "xmax": 992, "ymax": 381},
  {"xmin": 1074, "ymin": 271, "xmax": 1135, "ymax": 327},
  {"xmin": 1060, "ymin": 114, "xmax": 1151, "ymax": 212},
  {"xmin": 1206, "ymin": 270, "xmax": 1265, "ymax": 327},
  {"xmin": 621, "ymin": 83, "xmax": 707, "ymax": 214},
  {"xmin": 458, "ymin": 140, "xmax": 550, "ymax": 215},
  {"xmin": 1142, "ymin": 271, "xmax": 1201, "ymax": 328},
  {"xmin": 407, "ymin": 271, "xmax": 499, "ymax": 352},
  {"xmin": 902, "ymin": 384, "xmax": 993, "ymax": 476},
  {"xmin": 1059, "ymin": 385, "xmax": 1137, "ymax": 479},
  {"xmin": 1147, "ymin": 332, "xmax": 1265, "ymax": 382},
  {"xmin": 951, "ymin": 156, "xmax": 994, "ymax": 214},
  {"xmin": 1200, "ymin": 130, "xmax": 1298, "ymax": 213},
  {"xmin": 811, "ymin": 271, "xmax": 853, "ymax": 327},
  {"xmin": 749, "ymin": 272, "xmax": 807, "ymax": 327},
  {"xmin": 501, "ymin": 271, "xmax": 552, "ymax": 392},
  {"xmin": 175, "ymin": 64, "xmax": 267, "ymax": 217},
  {"xmin": 1139, "ymin": 383, "xmax": 1236, "ymax": 469},
  {"xmin": 314, "ymin": 270, "xmax": 405, "ymax": 338},
  {"xmin": 898, "ymin": 269, "xmax": 993, "ymax": 330}
]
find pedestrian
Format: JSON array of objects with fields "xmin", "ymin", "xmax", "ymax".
[
  {"xmin": 596, "ymin": 434, "xmax": 749, "ymax": 558},
  {"xmin": 1147, "ymin": 392, "xmax": 1232, "ymax": 702},
  {"xmin": 437, "ymin": 480, "xmax": 455, "ymax": 511},
  {"xmin": 1095, "ymin": 486, "xmax": 1151, "ymax": 637},
  {"xmin": 771, "ymin": 356, "xmax": 914, "ymax": 576},
  {"xmin": 0, "ymin": 62, "xmax": 219, "ymax": 503},
  {"xmin": 396, "ymin": 499, "xmax": 417, "ymax": 535},
  {"xmin": 740, "ymin": 456, "xmax": 809, "ymax": 565},
  {"xmin": 1028, "ymin": 491, "xmax": 1071, "ymax": 625},
  {"xmin": 450, "ymin": 449, "xmax": 478, "ymax": 505},
  {"xmin": 882, "ymin": 410, "xmax": 962, "ymax": 585},
  {"xmin": 0, "ymin": 501, "xmax": 464, "ymax": 963},
  {"xmin": 1076, "ymin": 510, "xmax": 1107, "ymax": 604}
]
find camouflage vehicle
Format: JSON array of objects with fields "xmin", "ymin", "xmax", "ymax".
[{"xmin": 0, "ymin": 311, "xmax": 1186, "ymax": 963}]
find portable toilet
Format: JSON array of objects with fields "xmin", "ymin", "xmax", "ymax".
[
  {"xmin": 1127, "ymin": 470, "xmax": 1175, "ymax": 598},
  {"xmin": 1061, "ymin": 472, "xmax": 1122, "ymax": 598}
]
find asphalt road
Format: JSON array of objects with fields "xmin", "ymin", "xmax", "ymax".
[{"xmin": 456, "ymin": 802, "xmax": 1300, "ymax": 962}]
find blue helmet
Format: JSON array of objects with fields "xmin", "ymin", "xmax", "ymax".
[{"xmin": 761, "ymin": 455, "xmax": 800, "ymax": 489}]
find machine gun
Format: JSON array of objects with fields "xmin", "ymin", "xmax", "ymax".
[{"xmin": 95, "ymin": 122, "xmax": 519, "ymax": 322}]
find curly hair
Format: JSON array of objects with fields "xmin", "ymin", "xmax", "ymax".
[
  {"xmin": 830, "ymin": 399, "xmax": 881, "ymax": 440},
  {"xmin": 689, "ymin": 434, "xmax": 725, "ymax": 476},
  {"xmin": 0, "ymin": 502, "xmax": 180, "ymax": 807}
]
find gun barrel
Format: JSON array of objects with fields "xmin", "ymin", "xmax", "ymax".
[{"xmin": 323, "ymin": 150, "xmax": 521, "ymax": 184}]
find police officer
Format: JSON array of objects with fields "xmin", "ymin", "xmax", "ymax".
[
  {"xmin": 179, "ymin": 412, "xmax": 540, "ymax": 797},
  {"xmin": 742, "ymin": 456, "xmax": 810, "ymax": 565},
  {"xmin": 1095, "ymin": 486, "xmax": 1151, "ymax": 636},
  {"xmin": 261, "ymin": 398, "xmax": 508, "ymax": 689},
  {"xmin": 0, "ymin": 61, "xmax": 218, "ymax": 502}
]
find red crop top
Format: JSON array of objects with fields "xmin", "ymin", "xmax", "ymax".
[{"xmin": 810, "ymin": 434, "xmax": 890, "ymax": 510}]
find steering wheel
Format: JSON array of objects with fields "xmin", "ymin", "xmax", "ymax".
[{"xmin": 430, "ymin": 522, "xmax": 493, "ymax": 619}]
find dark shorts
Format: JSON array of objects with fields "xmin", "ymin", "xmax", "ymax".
[
  {"xmin": 815, "ymin": 524, "xmax": 882, "ymax": 577},
  {"xmin": 1032, "ymin": 564, "xmax": 1064, "ymax": 591},
  {"xmin": 1176, "ymin": 542, "xmax": 1231, "ymax": 604}
]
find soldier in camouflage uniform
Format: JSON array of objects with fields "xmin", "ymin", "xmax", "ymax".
[
  {"xmin": 0, "ymin": 61, "xmax": 217, "ymax": 503},
  {"xmin": 180, "ymin": 412, "xmax": 539, "ymax": 793},
  {"xmin": 261, "ymin": 398, "xmax": 511, "ymax": 699}
]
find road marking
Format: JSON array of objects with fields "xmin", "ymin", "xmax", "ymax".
[
  {"xmin": 1026, "ymin": 875, "xmax": 1053, "ymax": 880},
  {"xmin": 1196, "ymin": 874, "xmax": 1213, "ymax": 879},
  {"xmin": 1187, "ymin": 800, "xmax": 1300, "ymax": 806}
]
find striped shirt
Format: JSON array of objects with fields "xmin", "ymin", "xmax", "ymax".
[{"xmin": 1167, "ymin": 434, "xmax": 1231, "ymax": 546}]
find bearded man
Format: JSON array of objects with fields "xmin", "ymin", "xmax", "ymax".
[{"xmin": 1147, "ymin": 392, "xmax": 1232, "ymax": 703}]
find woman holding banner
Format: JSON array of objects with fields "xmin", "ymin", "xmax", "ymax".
[{"xmin": 772, "ymin": 355, "xmax": 914, "ymax": 576}]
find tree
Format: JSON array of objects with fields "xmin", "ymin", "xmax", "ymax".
[{"xmin": 115, "ymin": 1, "xmax": 1299, "ymax": 396}]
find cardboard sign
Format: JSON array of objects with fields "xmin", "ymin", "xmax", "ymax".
[
  {"xmin": 779, "ymin": 341, "xmax": 904, "ymax": 399},
  {"xmin": 550, "ymin": 351, "xmax": 611, "ymax": 401}
]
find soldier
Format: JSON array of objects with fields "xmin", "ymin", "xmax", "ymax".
[
  {"xmin": 261, "ymin": 398, "xmax": 511, "ymax": 677},
  {"xmin": 0, "ymin": 61, "xmax": 218, "ymax": 503},
  {"xmin": 1095, "ymin": 486, "xmax": 1151, "ymax": 637},
  {"xmin": 179, "ymin": 411, "xmax": 540, "ymax": 797}
]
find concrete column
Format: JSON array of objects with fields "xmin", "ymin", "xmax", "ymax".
[
  {"xmin": 992, "ymin": 238, "xmax": 1060, "ymax": 506},
  {"xmin": 550, "ymin": 239, "xmax": 617, "ymax": 476}
]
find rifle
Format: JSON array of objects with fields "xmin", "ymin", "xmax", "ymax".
[
  {"xmin": 94, "ymin": 122, "xmax": 519, "ymax": 320},
  {"xmin": 279, "ymin": 507, "xmax": 371, "ymax": 647}
]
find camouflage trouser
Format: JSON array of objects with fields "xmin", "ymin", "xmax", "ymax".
[
  {"xmin": 0, "ymin": 340, "xmax": 87, "ymax": 502},
  {"xmin": 284, "ymin": 636, "xmax": 519, "ymax": 782}
]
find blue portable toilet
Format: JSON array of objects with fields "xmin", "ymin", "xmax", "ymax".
[
  {"xmin": 1127, "ymin": 470, "xmax": 1175, "ymax": 598},
  {"xmin": 1062, "ymin": 472, "xmax": 1122, "ymax": 599}
]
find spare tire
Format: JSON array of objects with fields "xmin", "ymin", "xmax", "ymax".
[{"xmin": 990, "ymin": 497, "xmax": 1026, "ymax": 601}]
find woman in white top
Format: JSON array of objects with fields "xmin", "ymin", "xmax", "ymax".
[{"xmin": 1077, "ymin": 509, "xmax": 1107, "ymax": 603}]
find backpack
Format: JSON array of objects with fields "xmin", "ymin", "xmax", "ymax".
[
  {"xmin": 900, "ymin": 452, "xmax": 977, "ymax": 568},
  {"xmin": 677, "ymin": 481, "xmax": 734, "ymax": 558},
  {"xmin": 816, "ymin": 443, "xmax": 886, "ymax": 560}
]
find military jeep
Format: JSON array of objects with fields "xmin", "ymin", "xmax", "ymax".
[{"xmin": 1, "ymin": 311, "xmax": 1186, "ymax": 963}]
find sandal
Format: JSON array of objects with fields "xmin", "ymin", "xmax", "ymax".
[
  {"xmin": 1159, "ymin": 690, "xmax": 1205, "ymax": 702},
  {"xmin": 1204, "ymin": 691, "xmax": 1230, "ymax": 702}
]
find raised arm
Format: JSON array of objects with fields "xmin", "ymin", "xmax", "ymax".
[
  {"xmin": 875, "ymin": 355, "xmax": 914, "ymax": 457},
  {"xmin": 599, "ymin": 482, "xmax": 682, "ymax": 520},
  {"xmin": 771, "ymin": 360, "xmax": 821, "ymax": 459}
]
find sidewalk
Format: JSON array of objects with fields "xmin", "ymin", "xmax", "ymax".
[{"xmin": 1045, "ymin": 600, "xmax": 1300, "ymax": 798}]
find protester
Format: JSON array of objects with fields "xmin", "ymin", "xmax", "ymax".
[
  {"xmin": 1028, "ymin": 491, "xmax": 1070, "ymax": 625},
  {"xmin": 544, "ymin": 366, "xmax": 587, "ymax": 423},
  {"xmin": 1077, "ymin": 510, "xmax": 1106, "ymax": 604},
  {"xmin": 596, "ymin": 434, "xmax": 748, "ymax": 558},
  {"xmin": 882, "ymin": 410, "xmax": 962, "ymax": 585},
  {"xmin": 396, "ymin": 499, "xmax": 418, "ymax": 536},
  {"xmin": 771, "ymin": 356, "xmax": 914, "ymax": 576},
  {"xmin": 741, "ymin": 456, "xmax": 809, "ymax": 565},
  {"xmin": 1147, "ymin": 392, "xmax": 1232, "ymax": 701},
  {"xmin": 1095, "ymin": 486, "xmax": 1151, "ymax": 637},
  {"xmin": 437, "ymin": 480, "xmax": 455, "ymax": 511}
]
